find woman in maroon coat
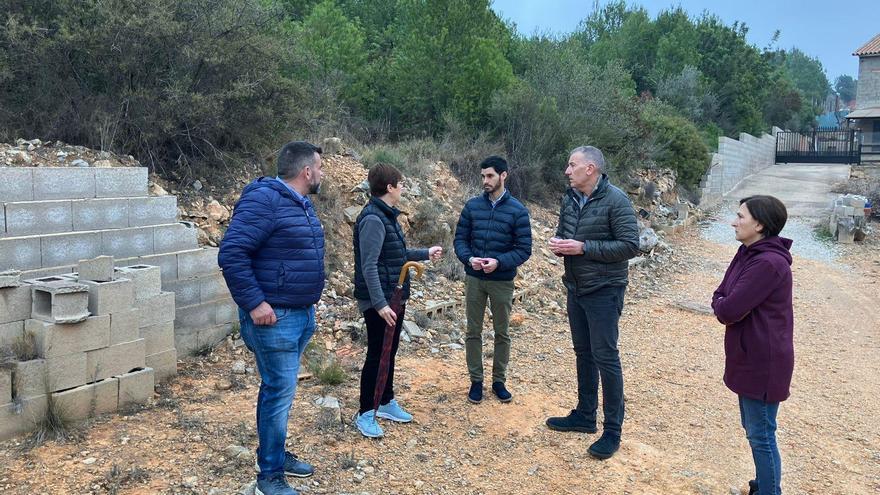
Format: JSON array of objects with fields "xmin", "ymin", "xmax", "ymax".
[{"xmin": 712, "ymin": 195, "xmax": 793, "ymax": 495}]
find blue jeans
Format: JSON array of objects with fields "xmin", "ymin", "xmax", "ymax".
[
  {"xmin": 739, "ymin": 396, "xmax": 782, "ymax": 494},
  {"xmin": 566, "ymin": 286, "xmax": 626, "ymax": 436},
  {"xmin": 239, "ymin": 306, "xmax": 316, "ymax": 479}
]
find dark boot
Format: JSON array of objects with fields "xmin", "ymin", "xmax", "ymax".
[
  {"xmin": 545, "ymin": 409, "xmax": 597, "ymax": 433},
  {"xmin": 467, "ymin": 381, "xmax": 483, "ymax": 404},
  {"xmin": 587, "ymin": 431, "xmax": 621, "ymax": 460},
  {"xmin": 491, "ymin": 382, "xmax": 512, "ymax": 403}
]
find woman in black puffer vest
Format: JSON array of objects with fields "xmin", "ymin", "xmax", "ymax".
[{"xmin": 352, "ymin": 164, "xmax": 442, "ymax": 438}]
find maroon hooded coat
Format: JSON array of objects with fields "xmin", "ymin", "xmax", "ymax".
[{"xmin": 712, "ymin": 236, "xmax": 794, "ymax": 402}]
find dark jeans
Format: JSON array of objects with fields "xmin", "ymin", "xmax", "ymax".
[
  {"xmin": 239, "ymin": 306, "xmax": 316, "ymax": 480},
  {"xmin": 739, "ymin": 396, "xmax": 782, "ymax": 494},
  {"xmin": 566, "ymin": 285, "xmax": 626, "ymax": 436},
  {"xmin": 358, "ymin": 304, "xmax": 406, "ymax": 413}
]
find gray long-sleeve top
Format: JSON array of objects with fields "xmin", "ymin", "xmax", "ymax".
[{"xmin": 357, "ymin": 215, "xmax": 429, "ymax": 312}]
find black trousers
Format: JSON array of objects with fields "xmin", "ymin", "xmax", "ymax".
[{"xmin": 358, "ymin": 305, "xmax": 405, "ymax": 413}]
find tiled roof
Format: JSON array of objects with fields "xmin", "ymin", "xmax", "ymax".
[{"xmin": 854, "ymin": 33, "xmax": 880, "ymax": 57}]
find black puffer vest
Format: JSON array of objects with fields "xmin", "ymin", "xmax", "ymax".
[{"xmin": 353, "ymin": 197, "xmax": 411, "ymax": 302}]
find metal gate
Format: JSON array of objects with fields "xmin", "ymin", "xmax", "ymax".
[{"xmin": 775, "ymin": 129, "xmax": 861, "ymax": 164}]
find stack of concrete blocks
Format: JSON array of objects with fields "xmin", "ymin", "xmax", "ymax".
[
  {"xmin": 829, "ymin": 194, "xmax": 869, "ymax": 243},
  {"xmin": 0, "ymin": 166, "xmax": 236, "ymax": 357},
  {"xmin": 698, "ymin": 127, "xmax": 784, "ymax": 208},
  {"xmin": 0, "ymin": 262, "xmax": 155, "ymax": 441}
]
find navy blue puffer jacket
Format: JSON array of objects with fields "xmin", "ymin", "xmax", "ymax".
[
  {"xmin": 454, "ymin": 191, "xmax": 532, "ymax": 281},
  {"xmin": 219, "ymin": 178, "xmax": 325, "ymax": 312}
]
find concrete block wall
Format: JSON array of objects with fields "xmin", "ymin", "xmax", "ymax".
[
  {"xmin": 698, "ymin": 127, "xmax": 784, "ymax": 208},
  {"xmin": 1, "ymin": 166, "xmax": 234, "ymax": 357},
  {"xmin": 0, "ymin": 264, "xmax": 159, "ymax": 441}
]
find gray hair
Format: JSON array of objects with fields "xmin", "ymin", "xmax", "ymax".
[{"xmin": 570, "ymin": 146, "xmax": 606, "ymax": 173}]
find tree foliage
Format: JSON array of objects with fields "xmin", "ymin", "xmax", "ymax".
[{"xmin": 0, "ymin": 0, "xmax": 840, "ymax": 199}]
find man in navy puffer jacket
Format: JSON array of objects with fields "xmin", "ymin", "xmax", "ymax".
[
  {"xmin": 454, "ymin": 156, "xmax": 532, "ymax": 405},
  {"xmin": 219, "ymin": 141, "xmax": 324, "ymax": 495}
]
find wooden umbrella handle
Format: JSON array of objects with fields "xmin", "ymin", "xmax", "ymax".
[{"xmin": 398, "ymin": 261, "xmax": 425, "ymax": 286}]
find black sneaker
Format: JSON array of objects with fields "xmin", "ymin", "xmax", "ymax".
[
  {"xmin": 545, "ymin": 410, "xmax": 597, "ymax": 433},
  {"xmin": 492, "ymin": 381, "xmax": 512, "ymax": 402},
  {"xmin": 255, "ymin": 451, "xmax": 314, "ymax": 478},
  {"xmin": 255, "ymin": 473, "xmax": 299, "ymax": 495},
  {"xmin": 468, "ymin": 381, "xmax": 483, "ymax": 404},
  {"xmin": 587, "ymin": 432, "xmax": 621, "ymax": 460}
]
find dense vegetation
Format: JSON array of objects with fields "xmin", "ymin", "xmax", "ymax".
[{"xmin": 0, "ymin": 0, "xmax": 837, "ymax": 199}]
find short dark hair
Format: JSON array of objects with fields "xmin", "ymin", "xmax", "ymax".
[
  {"xmin": 740, "ymin": 195, "xmax": 788, "ymax": 238},
  {"xmin": 368, "ymin": 163, "xmax": 403, "ymax": 197},
  {"xmin": 479, "ymin": 155, "xmax": 508, "ymax": 175},
  {"xmin": 277, "ymin": 141, "xmax": 322, "ymax": 180}
]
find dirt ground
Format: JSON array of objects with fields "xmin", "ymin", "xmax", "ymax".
[{"xmin": 1, "ymin": 224, "xmax": 879, "ymax": 494}]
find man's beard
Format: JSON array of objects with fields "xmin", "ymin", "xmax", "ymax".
[
  {"xmin": 484, "ymin": 181, "xmax": 500, "ymax": 194},
  {"xmin": 309, "ymin": 180, "xmax": 321, "ymax": 195}
]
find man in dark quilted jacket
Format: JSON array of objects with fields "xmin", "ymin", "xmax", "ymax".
[
  {"xmin": 545, "ymin": 146, "xmax": 639, "ymax": 461},
  {"xmin": 454, "ymin": 156, "xmax": 532, "ymax": 405},
  {"xmin": 219, "ymin": 141, "xmax": 325, "ymax": 495}
]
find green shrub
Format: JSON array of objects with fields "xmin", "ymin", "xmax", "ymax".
[{"xmin": 642, "ymin": 103, "xmax": 710, "ymax": 188}]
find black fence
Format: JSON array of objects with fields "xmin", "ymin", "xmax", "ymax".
[{"xmin": 775, "ymin": 129, "xmax": 861, "ymax": 164}]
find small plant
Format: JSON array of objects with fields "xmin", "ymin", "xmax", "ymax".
[
  {"xmin": 316, "ymin": 360, "xmax": 346, "ymax": 386},
  {"xmin": 22, "ymin": 393, "xmax": 80, "ymax": 449},
  {"xmin": 338, "ymin": 450, "xmax": 357, "ymax": 470},
  {"xmin": 814, "ymin": 218, "xmax": 834, "ymax": 241},
  {"xmin": 0, "ymin": 332, "xmax": 39, "ymax": 370},
  {"xmin": 105, "ymin": 464, "xmax": 151, "ymax": 495}
]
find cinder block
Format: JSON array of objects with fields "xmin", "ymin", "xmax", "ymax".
[
  {"xmin": 163, "ymin": 278, "xmax": 201, "ymax": 307},
  {"xmin": 119, "ymin": 253, "xmax": 178, "ymax": 281},
  {"xmin": 30, "ymin": 280, "xmax": 90, "ymax": 324},
  {"xmin": 115, "ymin": 265, "xmax": 161, "ymax": 302},
  {"xmin": 12, "ymin": 359, "xmax": 47, "ymax": 399},
  {"xmin": 118, "ymin": 368, "xmax": 154, "ymax": 407},
  {"xmin": 95, "ymin": 168, "xmax": 148, "ymax": 198},
  {"xmin": 128, "ymin": 196, "xmax": 178, "ymax": 227},
  {"xmin": 0, "ymin": 395, "xmax": 48, "ymax": 441},
  {"xmin": 0, "ymin": 269, "xmax": 22, "ymax": 288},
  {"xmin": 0, "ymin": 370, "xmax": 10, "ymax": 404},
  {"xmin": 86, "ymin": 339, "xmax": 145, "ymax": 381},
  {"xmin": 19, "ymin": 265, "xmax": 75, "ymax": 281},
  {"xmin": 101, "ymin": 227, "xmax": 155, "ymax": 259},
  {"xmin": 41, "ymin": 231, "xmax": 102, "ymax": 268},
  {"xmin": 136, "ymin": 291, "xmax": 175, "ymax": 328},
  {"xmin": 72, "ymin": 198, "xmax": 129, "ymax": 231},
  {"xmin": 0, "ymin": 236, "xmax": 42, "ymax": 271},
  {"xmin": 177, "ymin": 248, "xmax": 219, "ymax": 280},
  {"xmin": 154, "ymin": 223, "xmax": 198, "ymax": 253},
  {"xmin": 79, "ymin": 278, "xmax": 134, "ymax": 316},
  {"xmin": 0, "ymin": 167, "xmax": 35, "ymax": 202},
  {"xmin": 174, "ymin": 302, "xmax": 213, "ymax": 331},
  {"xmin": 51, "ymin": 377, "xmax": 118, "ymax": 421},
  {"xmin": 139, "ymin": 321, "xmax": 174, "ymax": 356},
  {"xmin": 198, "ymin": 273, "xmax": 229, "ymax": 303},
  {"xmin": 145, "ymin": 348, "xmax": 177, "ymax": 382},
  {"xmin": 33, "ymin": 168, "xmax": 96, "ymax": 200},
  {"xmin": 4, "ymin": 200, "xmax": 73, "ymax": 236},
  {"xmin": 77, "ymin": 255, "xmax": 114, "ymax": 282},
  {"xmin": 12, "ymin": 353, "xmax": 90, "ymax": 395},
  {"xmin": 0, "ymin": 320, "xmax": 24, "ymax": 347},
  {"xmin": 215, "ymin": 298, "xmax": 237, "ymax": 325},
  {"xmin": 109, "ymin": 309, "xmax": 139, "ymax": 345},
  {"xmin": 25, "ymin": 315, "xmax": 110, "ymax": 358},
  {"xmin": 0, "ymin": 286, "xmax": 32, "ymax": 324}
]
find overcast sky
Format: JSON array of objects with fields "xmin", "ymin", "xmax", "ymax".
[{"xmin": 491, "ymin": 0, "xmax": 878, "ymax": 82}]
